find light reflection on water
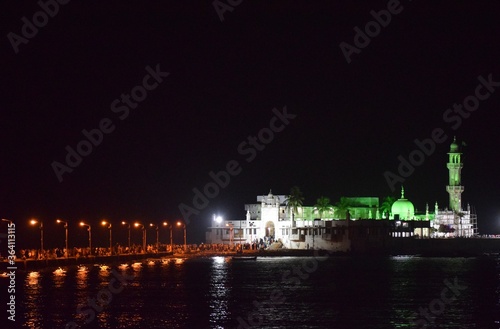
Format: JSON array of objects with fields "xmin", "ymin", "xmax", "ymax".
[
  {"xmin": 17, "ymin": 256, "xmax": 500, "ymax": 328},
  {"xmin": 76, "ymin": 265, "xmax": 88, "ymax": 289},
  {"xmin": 24, "ymin": 271, "xmax": 42, "ymax": 329},
  {"xmin": 209, "ymin": 256, "xmax": 231, "ymax": 328},
  {"xmin": 27, "ymin": 271, "xmax": 40, "ymax": 285},
  {"xmin": 52, "ymin": 267, "xmax": 67, "ymax": 290}
]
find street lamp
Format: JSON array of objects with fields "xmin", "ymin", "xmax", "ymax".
[
  {"xmin": 214, "ymin": 214, "xmax": 222, "ymax": 225},
  {"xmin": 134, "ymin": 222, "xmax": 146, "ymax": 253},
  {"xmin": 149, "ymin": 223, "xmax": 159, "ymax": 252},
  {"xmin": 30, "ymin": 219, "xmax": 43, "ymax": 254},
  {"xmin": 102, "ymin": 220, "xmax": 112, "ymax": 255},
  {"xmin": 80, "ymin": 222, "xmax": 91, "ymax": 255},
  {"xmin": 121, "ymin": 221, "xmax": 131, "ymax": 249},
  {"xmin": 56, "ymin": 219, "xmax": 68, "ymax": 257},
  {"xmin": 226, "ymin": 223, "xmax": 234, "ymax": 247},
  {"xmin": 214, "ymin": 215, "xmax": 224, "ymax": 244},
  {"xmin": 249, "ymin": 222, "xmax": 254, "ymax": 244},
  {"xmin": 163, "ymin": 222, "xmax": 173, "ymax": 253},
  {"xmin": 177, "ymin": 221, "xmax": 186, "ymax": 251},
  {"xmin": 2, "ymin": 218, "xmax": 13, "ymax": 225}
]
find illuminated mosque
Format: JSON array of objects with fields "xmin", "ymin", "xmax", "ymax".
[{"xmin": 205, "ymin": 138, "xmax": 478, "ymax": 250}]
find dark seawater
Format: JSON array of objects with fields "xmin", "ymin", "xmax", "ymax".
[{"xmin": 6, "ymin": 256, "xmax": 500, "ymax": 329}]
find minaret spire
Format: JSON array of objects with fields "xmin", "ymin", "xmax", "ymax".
[{"xmin": 446, "ymin": 136, "xmax": 464, "ymax": 212}]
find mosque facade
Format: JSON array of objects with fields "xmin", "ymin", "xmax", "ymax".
[{"xmin": 205, "ymin": 138, "xmax": 478, "ymax": 250}]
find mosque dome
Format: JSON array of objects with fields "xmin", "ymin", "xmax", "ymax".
[{"xmin": 391, "ymin": 187, "xmax": 415, "ymax": 220}]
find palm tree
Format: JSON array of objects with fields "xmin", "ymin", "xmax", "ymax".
[
  {"xmin": 334, "ymin": 197, "xmax": 352, "ymax": 219},
  {"xmin": 314, "ymin": 196, "xmax": 333, "ymax": 219},
  {"xmin": 285, "ymin": 186, "xmax": 304, "ymax": 219},
  {"xmin": 380, "ymin": 196, "xmax": 396, "ymax": 219}
]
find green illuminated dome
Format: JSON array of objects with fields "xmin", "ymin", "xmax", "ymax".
[
  {"xmin": 450, "ymin": 136, "xmax": 459, "ymax": 152},
  {"xmin": 391, "ymin": 186, "xmax": 414, "ymax": 220}
]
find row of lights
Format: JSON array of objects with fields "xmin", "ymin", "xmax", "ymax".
[{"xmin": 24, "ymin": 218, "xmax": 187, "ymax": 256}]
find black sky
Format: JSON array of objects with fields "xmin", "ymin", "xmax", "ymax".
[{"xmin": 1, "ymin": 1, "xmax": 500, "ymax": 249}]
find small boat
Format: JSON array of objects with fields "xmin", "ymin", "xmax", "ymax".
[{"xmin": 231, "ymin": 256, "xmax": 257, "ymax": 261}]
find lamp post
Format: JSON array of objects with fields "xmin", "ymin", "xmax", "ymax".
[
  {"xmin": 56, "ymin": 219, "xmax": 68, "ymax": 257},
  {"xmin": 102, "ymin": 221, "xmax": 112, "ymax": 255},
  {"xmin": 149, "ymin": 223, "xmax": 159, "ymax": 252},
  {"xmin": 134, "ymin": 223, "xmax": 146, "ymax": 253},
  {"xmin": 30, "ymin": 219, "xmax": 43, "ymax": 254},
  {"xmin": 249, "ymin": 222, "xmax": 254, "ymax": 245},
  {"xmin": 121, "ymin": 221, "xmax": 131, "ymax": 249},
  {"xmin": 214, "ymin": 215, "xmax": 222, "ymax": 245},
  {"xmin": 2, "ymin": 218, "xmax": 13, "ymax": 225},
  {"xmin": 80, "ymin": 222, "xmax": 91, "ymax": 255},
  {"xmin": 177, "ymin": 221, "xmax": 186, "ymax": 251},
  {"xmin": 226, "ymin": 223, "xmax": 234, "ymax": 247},
  {"xmin": 163, "ymin": 222, "xmax": 173, "ymax": 253}
]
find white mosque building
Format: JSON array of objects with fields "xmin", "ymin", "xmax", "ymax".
[
  {"xmin": 389, "ymin": 137, "xmax": 478, "ymax": 237},
  {"xmin": 205, "ymin": 138, "xmax": 478, "ymax": 250}
]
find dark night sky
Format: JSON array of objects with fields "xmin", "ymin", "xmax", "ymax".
[{"xmin": 1, "ymin": 1, "xmax": 500, "ymax": 249}]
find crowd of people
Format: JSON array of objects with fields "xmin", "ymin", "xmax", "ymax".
[
  {"xmin": 3, "ymin": 237, "xmax": 285, "ymax": 261},
  {"xmin": 11, "ymin": 243, "xmax": 198, "ymax": 260}
]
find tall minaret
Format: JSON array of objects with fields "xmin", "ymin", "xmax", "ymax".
[{"xmin": 446, "ymin": 137, "xmax": 464, "ymax": 212}]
